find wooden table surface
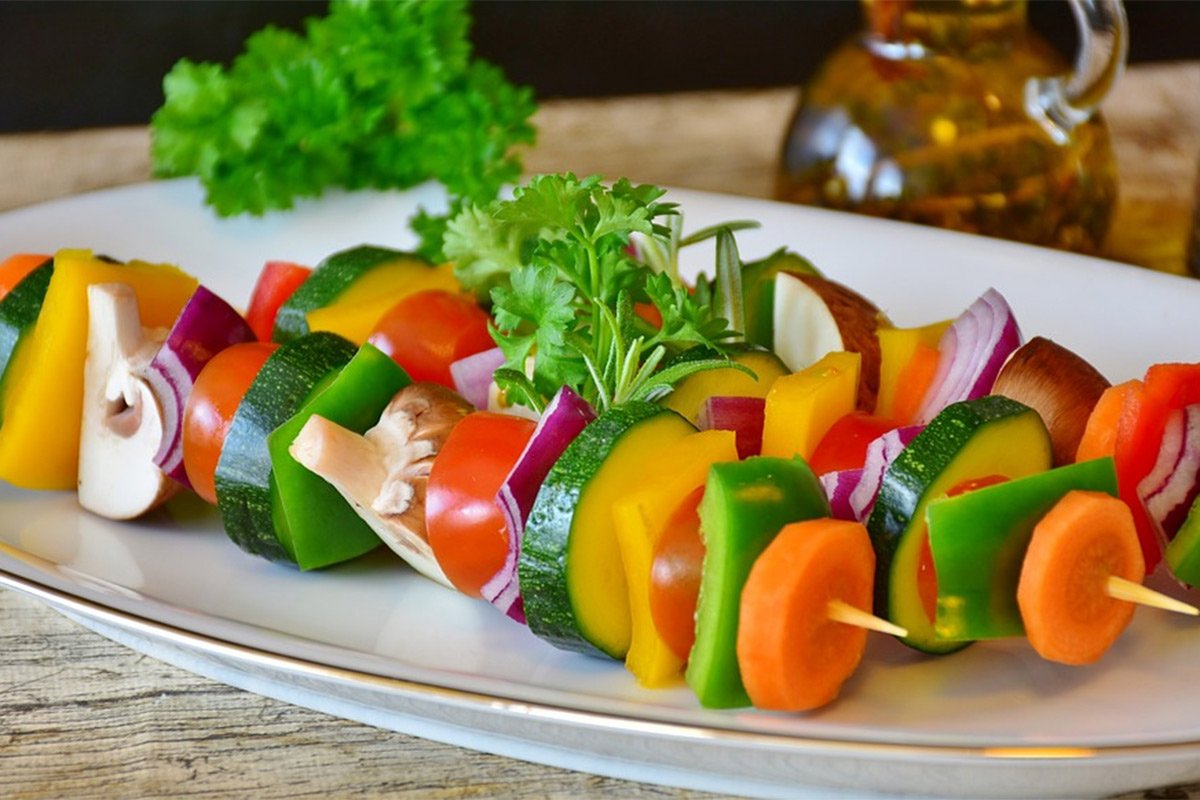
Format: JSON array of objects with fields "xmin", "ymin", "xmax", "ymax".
[{"xmin": 2, "ymin": 61, "xmax": 1200, "ymax": 799}]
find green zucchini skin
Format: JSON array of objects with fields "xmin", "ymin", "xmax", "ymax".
[
  {"xmin": 0, "ymin": 259, "xmax": 53, "ymax": 426},
  {"xmin": 866, "ymin": 394, "xmax": 1051, "ymax": 654},
  {"xmin": 519, "ymin": 401, "xmax": 675, "ymax": 658},
  {"xmin": 271, "ymin": 245, "xmax": 428, "ymax": 343},
  {"xmin": 215, "ymin": 331, "xmax": 357, "ymax": 562}
]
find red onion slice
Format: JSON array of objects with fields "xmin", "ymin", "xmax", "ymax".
[
  {"xmin": 697, "ymin": 395, "xmax": 765, "ymax": 459},
  {"xmin": 821, "ymin": 468, "xmax": 863, "ymax": 520},
  {"xmin": 916, "ymin": 288, "xmax": 1022, "ymax": 424},
  {"xmin": 851, "ymin": 425, "xmax": 922, "ymax": 520},
  {"xmin": 819, "ymin": 425, "xmax": 922, "ymax": 522},
  {"xmin": 483, "ymin": 385, "xmax": 596, "ymax": 622},
  {"xmin": 144, "ymin": 286, "xmax": 255, "ymax": 487},
  {"xmin": 450, "ymin": 347, "xmax": 504, "ymax": 409},
  {"xmin": 1139, "ymin": 404, "xmax": 1200, "ymax": 540}
]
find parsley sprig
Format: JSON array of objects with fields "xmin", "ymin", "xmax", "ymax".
[
  {"xmin": 150, "ymin": 0, "xmax": 534, "ymax": 260},
  {"xmin": 444, "ymin": 173, "xmax": 754, "ymax": 413}
]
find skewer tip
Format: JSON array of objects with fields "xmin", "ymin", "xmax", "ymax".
[
  {"xmin": 827, "ymin": 599, "xmax": 909, "ymax": 638},
  {"xmin": 1106, "ymin": 575, "xmax": 1199, "ymax": 616}
]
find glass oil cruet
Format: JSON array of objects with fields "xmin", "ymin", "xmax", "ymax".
[{"xmin": 775, "ymin": 0, "xmax": 1128, "ymax": 254}]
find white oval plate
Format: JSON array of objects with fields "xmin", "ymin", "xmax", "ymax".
[{"xmin": 2, "ymin": 179, "xmax": 1199, "ymax": 799}]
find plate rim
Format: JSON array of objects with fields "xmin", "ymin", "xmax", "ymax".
[
  {"xmin": 6, "ymin": 563, "xmax": 1200, "ymax": 766},
  {"xmin": 6, "ymin": 178, "xmax": 1200, "ymax": 797}
]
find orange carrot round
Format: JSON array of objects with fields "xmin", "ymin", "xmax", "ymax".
[
  {"xmin": 736, "ymin": 518, "xmax": 875, "ymax": 712},
  {"xmin": 1017, "ymin": 490, "xmax": 1145, "ymax": 666}
]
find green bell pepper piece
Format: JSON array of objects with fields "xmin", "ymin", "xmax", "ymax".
[
  {"xmin": 1165, "ymin": 498, "xmax": 1200, "ymax": 586},
  {"xmin": 927, "ymin": 457, "xmax": 1119, "ymax": 641},
  {"xmin": 268, "ymin": 343, "xmax": 411, "ymax": 569},
  {"xmin": 686, "ymin": 455, "xmax": 830, "ymax": 709}
]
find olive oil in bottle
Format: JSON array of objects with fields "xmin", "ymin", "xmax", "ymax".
[{"xmin": 776, "ymin": 0, "xmax": 1125, "ymax": 254}]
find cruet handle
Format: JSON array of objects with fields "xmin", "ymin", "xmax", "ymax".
[{"xmin": 1026, "ymin": 0, "xmax": 1128, "ymax": 144}]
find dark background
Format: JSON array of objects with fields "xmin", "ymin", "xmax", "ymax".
[{"xmin": 1, "ymin": 1, "xmax": 1198, "ymax": 133}]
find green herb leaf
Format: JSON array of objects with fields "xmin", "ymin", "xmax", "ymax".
[
  {"xmin": 447, "ymin": 173, "xmax": 753, "ymax": 412},
  {"xmin": 713, "ymin": 228, "xmax": 746, "ymax": 343},
  {"xmin": 677, "ymin": 219, "xmax": 761, "ymax": 247},
  {"xmin": 490, "ymin": 264, "xmax": 587, "ymax": 399},
  {"xmin": 151, "ymin": 0, "xmax": 535, "ymax": 258}
]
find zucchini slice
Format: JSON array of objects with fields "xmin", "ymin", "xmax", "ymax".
[
  {"xmin": 520, "ymin": 402, "xmax": 695, "ymax": 659},
  {"xmin": 0, "ymin": 258, "xmax": 52, "ymax": 427},
  {"xmin": 215, "ymin": 332, "xmax": 357, "ymax": 563},
  {"xmin": 867, "ymin": 395, "xmax": 1052, "ymax": 653},
  {"xmin": 272, "ymin": 245, "xmax": 444, "ymax": 343}
]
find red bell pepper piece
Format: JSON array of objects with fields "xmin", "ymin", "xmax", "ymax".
[
  {"xmin": 245, "ymin": 260, "xmax": 312, "ymax": 342},
  {"xmin": 808, "ymin": 411, "xmax": 899, "ymax": 475},
  {"xmin": 1114, "ymin": 363, "xmax": 1200, "ymax": 572}
]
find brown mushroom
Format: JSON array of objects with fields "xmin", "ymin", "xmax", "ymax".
[{"xmin": 289, "ymin": 382, "xmax": 472, "ymax": 587}]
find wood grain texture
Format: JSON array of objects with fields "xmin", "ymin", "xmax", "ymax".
[
  {"xmin": 1, "ymin": 62, "xmax": 1200, "ymax": 798},
  {"xmin": 0, "ymin": 590, "xmax": 719, "ymax": 800}
]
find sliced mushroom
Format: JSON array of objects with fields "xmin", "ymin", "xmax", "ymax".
[
  {"xmin": 78, "ymin": 283, "xmax": 178, "ymax": 519},
  {"xmin": 289, "ymin": 382, "xmax": 472, "ymax": 587}
]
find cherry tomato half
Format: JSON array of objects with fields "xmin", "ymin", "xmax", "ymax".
[
  {"xmin": 245, "ymin": 260, "xmax": 312, "ymax": 342},
  {"xmin": 0, "ymin": 253, "xmax": 50, "ymax": 301},
  {"xmin": 182, "ymin": 341, "xmax": 278, "ymax": 504},
  {"xmin": 425, "ymin": 411, "xmax": 536, "ymax": 597},
  {"xmin": 807, "ymin": 411, "xmax": 899, "ymax": 475},
  {"xmin": 918, "ymin": 475, "xmax": 1010, "ymax": 622},
  {"xmin": 367, "ymin": 289, "xmax": 494, "ymax": 388},
  {"xmin": 649, "ymin": 485, "xmax": 706, "ymax": 662}
]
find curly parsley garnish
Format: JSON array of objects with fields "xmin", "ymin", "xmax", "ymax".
[
  {"xmin": 444, "ymin": 173, "xmax": 756, "ymax": 413},
  {"xmin": 150, "ymin": 0, "xmax": 535, "ymax": 260}
]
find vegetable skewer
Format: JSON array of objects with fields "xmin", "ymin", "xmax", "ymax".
[
  {"xmin": 738, "ymin": 518, "xmax": 902, "ymax": 712},
  {"xmin": 826, "ymin": 599, "xmax": 908, "ymax": 637},
  {"xmin": 1105, "ymin": 576, "xmax": 1199, "ymax": 616},
  {"xmin": 1017, "ymin": 490, "xmax": 1186, "ymax": 665},
  {"xmin": 9, "ymin": 169, "xmax": 1200, "ymax": 721}
]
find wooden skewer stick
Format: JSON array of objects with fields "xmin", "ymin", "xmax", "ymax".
[
  {"xmin": 827, "ymin": 599, "xmax": 910, "ymax": 637},
  {"xmin": 1106, "ymin": 575, "xmax": 1199, "ymax": 616}
]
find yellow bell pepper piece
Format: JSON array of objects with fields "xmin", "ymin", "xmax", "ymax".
[
  {"xmin": 663, "ymin": 349, "xmax": 789, "ymax": 424},
  {"xmin": 305, "ymin": 260, "xmax": 458, "ymax": 344},
  {"xmin": 761, "ymin": 351, "xmax": 861, "ymax": 461},
  {"xmin": 0, "ymin": 250, "xmax": 197, "ymax": 490},
  {"xmin": 613, "ymin": 429, "xmax": 738, "ymax": 688},
  {"xmin": 874, "ymin": 319, "xmax": 952, "ymax": 419}
]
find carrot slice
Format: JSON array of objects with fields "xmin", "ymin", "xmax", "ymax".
[
  {"xmin": 1075, "ymin": 379, "xmax": 1142, "ymax": 463},
  {"xmin": 890, "ymin": 343, "xmax": 939, "ymax": 425},
  {"xmin": 0, "ymin": 253, "xmax": 50, "ymax": 302},
  {"xmin": 1017, "ymin": 490, "xmax": 1145, "ymax": 666},
  {"xmin": 736, "ymin": 518, "xmax": 875, "ymax": 712}
]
